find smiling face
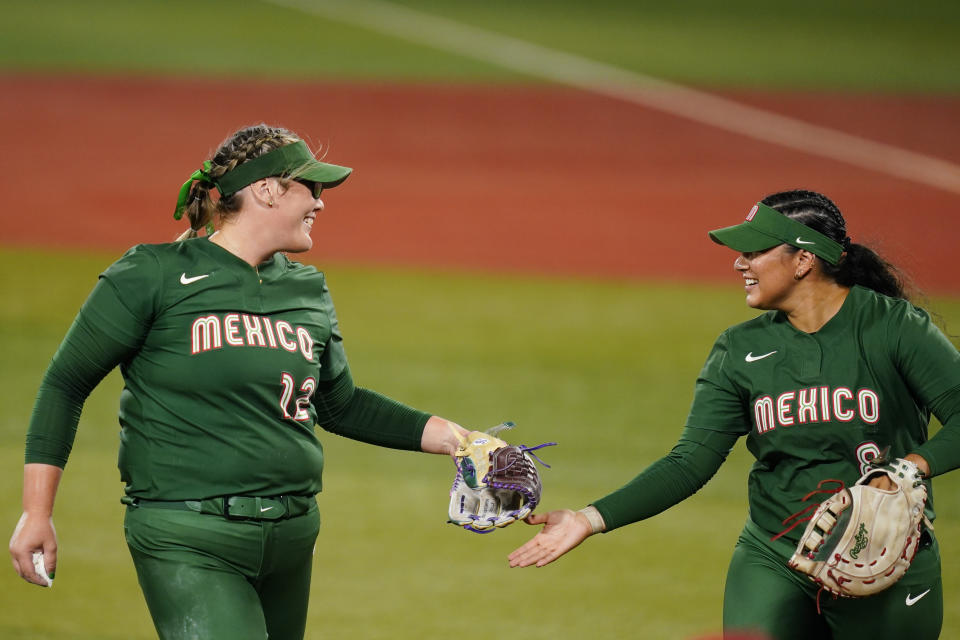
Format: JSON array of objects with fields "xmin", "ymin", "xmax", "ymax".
[
  {"xmin": 267, "ymin": 177, "xmax": 324, "ymax": 254},
  {"xmin": 734, "ymin": 244, "xmax": 803, "ymax": 310}
]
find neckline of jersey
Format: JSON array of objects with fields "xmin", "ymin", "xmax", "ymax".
[
  {"xmin": 196, "ymin": 236, "xmax": 285, "ymax": 279},
  {"xmin": 776, "ymin": 285, "xmax": 858, "ymax": 338}
]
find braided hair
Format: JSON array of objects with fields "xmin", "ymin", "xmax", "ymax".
[
  {"xmin": 177, "ymin": 124, "xmax": 301, "ymax": 240},
  {"xmin": 762, "ymin": 189, "xmax": 909, "ymax": 300}
]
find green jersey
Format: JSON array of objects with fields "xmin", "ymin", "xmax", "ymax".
[
  {"xmin": 595, "ymin": 286, "xmax": 960, "ymax": 549},
  {"xmin": 689, "ymin": 285, "xmax": 959, "ymax": 543},
  {"xmin": 26, "ymin": 238, "xmax": 429, "ymax": 499}
]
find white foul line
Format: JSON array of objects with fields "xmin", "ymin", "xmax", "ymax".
[{"xmin": 267, "ymin": 0, "xmax": 960, "ymax": 196}]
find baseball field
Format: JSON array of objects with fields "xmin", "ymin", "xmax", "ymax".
[{"xmin": 2, "ymin": 1, "xmax": 959, "ymax": 638}]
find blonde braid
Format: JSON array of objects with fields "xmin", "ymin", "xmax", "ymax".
[{"xmin": 177, "ymin": 124, "xmax": 301, "ymax": 240}]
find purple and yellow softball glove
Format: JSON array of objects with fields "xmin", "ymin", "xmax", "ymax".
[{"xmin": 447, "ymin": 422, "xmax": 555, "ymax": 533}]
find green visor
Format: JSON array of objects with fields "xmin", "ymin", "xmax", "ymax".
[
  {"xmin": 216, "ymin": 140, "xmax": 352, "ymax": 196},
  {"xmin": 708, "ymin": 202, "xmax": 844, "ymax": 265},
  {"xmin": 174, "ymin": 140, "xmax": 352, "ymax": 220}
]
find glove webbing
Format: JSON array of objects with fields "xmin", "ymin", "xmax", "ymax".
[
  {"xmin": 519, "ymin": 442, "xmax": 557, "ymax": 467},
  {"xmin": 484, "ymin": 442, "xmax": 556, "ymax": 511}
]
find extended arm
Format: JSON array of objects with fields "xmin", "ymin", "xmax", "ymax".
[
  {"xmin": 313, "ymin": 367, "xmax": 468, "ymax": 453},
  {"xmin": 509, "ymin": 426, "xmax": 738, "ymax": 567}
]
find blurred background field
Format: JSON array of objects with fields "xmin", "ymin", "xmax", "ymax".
[
  {"xmin": 2, "ymin": 1, "xmax": 959, "ymax": 638},
  {"xmin": 3, "ymin": 0, "xmax": 960, "ymax": 91}
]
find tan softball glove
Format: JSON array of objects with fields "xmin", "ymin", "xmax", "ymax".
[{"xmin": 788, "ymin": 457, "xmax": 931, "ymax": 597}]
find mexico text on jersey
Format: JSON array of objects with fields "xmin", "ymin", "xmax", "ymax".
[
  {"xmin": 753, "ymin": 386, "xmax": 879, "ymax": 434},
  {"xmin": 191, "ymin": 313, "xmax": 316, "ymax": 361}
]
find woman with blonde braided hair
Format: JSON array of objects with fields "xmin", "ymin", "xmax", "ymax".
[
  {"xmin": 175, "ymin": 126, "xmax": 303, "ymax": 241},
  {"xmin": 10, "ymin": 123, "xmax": 477, "ymax": 639}
]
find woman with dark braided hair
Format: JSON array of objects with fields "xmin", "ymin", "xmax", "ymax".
[
  {"xmin": 9, "ymin": 123, "xmax": 478, "ymax": 639},
  {"xmin": 511, "ymin": 189, "xmax": 960, "ymax": 639}
]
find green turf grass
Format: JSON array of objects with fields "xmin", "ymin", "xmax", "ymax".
[
  {"xmin": 1, "ymin": 248, "xmax": 958, "ymax": 638},
  {"xmin": 0, "ymin": 0, "xmax": 958, "ymax": 92}
]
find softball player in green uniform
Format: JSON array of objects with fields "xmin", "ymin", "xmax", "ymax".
[
  {"xmin": 509, "ymin": 190, "xmax": 960, "ymax": 639},
  {"xmin": 9, "ymin": 124, "xmax": 475, "ymax": 640}
]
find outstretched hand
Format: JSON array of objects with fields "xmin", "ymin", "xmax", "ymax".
[{"xmin": 508, "ymin": 509, "xmax": 594, "ymax": 568}]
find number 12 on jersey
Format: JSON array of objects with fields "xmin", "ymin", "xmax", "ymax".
[{"xmin": 280, "ymin": 373, "xmax": 317, "ymax": 421}]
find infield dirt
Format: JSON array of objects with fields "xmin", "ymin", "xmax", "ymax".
[{"xmin": 2, "ymin": 75, "xmax": 958, "ymax": 293}]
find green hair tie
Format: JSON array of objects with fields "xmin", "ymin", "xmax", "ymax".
[{"xmin": 174, "ymin": 161, "xmax": 214, "ymax": 220}]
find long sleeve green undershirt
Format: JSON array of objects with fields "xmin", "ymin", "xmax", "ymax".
[
  {"xmin": 914, "ymin": 384, "xmax": 960, "ymax": 477},
  {"xmin": 25, "ymin": 301, "xmax": 137, "ymax": 468},
  {"xmin": 313, "ymin": 367, "xmax": 431, "ymax": 451},
  {"xmin": 592, "ymin": 426, "xmax": 739, "ymax": 532}
]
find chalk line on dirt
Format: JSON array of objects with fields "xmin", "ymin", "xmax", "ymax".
[{"xmin": 266, "ymin": 0, "xmax": 960, "ymax": 196}]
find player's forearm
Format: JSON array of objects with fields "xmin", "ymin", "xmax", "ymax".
[
  {"xmin": 22, "ymin": 464, "xmax": 63, "ymax": 516},
  {"xmin": 312, "ymin": 368, "xmax": 467, "ymax": 453},
  {"xmin": 420, "ymin": 416, "xmax": 470, "ymax": 455},
  {"xmin": 26, "ymin": 357, "xmax": 109, "ymax": 467},
  {"xmin": 320, "ymin": 386, "xmax": 431, "ymax": 450},
  {"xmin": 592, "ymin": 426, "xmax": 735, "ymax": 531},
  {"xmin": 913, "ymin": 385, "xmax": 960, "ymax": 477},
  {"xmin": 913, "ymin": 423, "xmax": 960, "ymax": 477}
]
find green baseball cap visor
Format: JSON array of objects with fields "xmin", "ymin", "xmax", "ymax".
[
  {"xmin": 708, "ymin": 202, "xmax": 844, "ymax": 265},
  {"xmin": 216, "ymin": 140, "xmax": 352, "ymax": 197}
]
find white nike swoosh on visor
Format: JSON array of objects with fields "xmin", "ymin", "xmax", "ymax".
[
  {"xmin": 260, "ymin": 506, "xmax": 274, "ymax": 513},
  {"xmin": 745, "ymin": 351, "xmax": 777, "ymax": 362},
  {"xmin": 905, "ymin": 589, "xmax": 931, "ymax": 606},
  {"xmin": 795, "ymin": 237, "xmax": 816, "ymax": 245},
  {"xmin": 180, "ymin": 273, "xmax": 210, "ymax": 285}
]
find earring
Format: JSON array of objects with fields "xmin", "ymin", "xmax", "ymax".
[
  {"xmin": 268, "ymin": 200, "xmax": 274, "ymax": 207},
  {"xmin": 794, "ymin": 271, "xmax": 804, "ymax": 280}
]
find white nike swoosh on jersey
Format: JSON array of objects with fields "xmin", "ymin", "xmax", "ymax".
[
  {"xmin": 745, "ymin": 351, "xmax": 777, "ymax": 362},
  {"xmin": 260, "ymin": 506, "xmax": 274, "ymax": 513},
  {"xmin": 795, "ymin": 237, "xmax": 816, "ymax": 245},
  {"xmin": 905, "ymin": 589, "xmax": 931, "ymax": 606},
  {"xmin": 180, "ymin": 273, "xmax": 210, "ymax": 285}
]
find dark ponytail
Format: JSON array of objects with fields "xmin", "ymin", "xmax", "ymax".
[{"xmin": 761, "ymin": 189, "xmax": 909, "ymax": 300}]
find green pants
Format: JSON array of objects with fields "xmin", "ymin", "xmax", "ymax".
[
  {"xmin": 723, "ymin": 521, "xmax": 942, "ymax": 639},
  {"xmin": 124, "ymin": 501, "xmax": 321, "ymax": 640}
]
